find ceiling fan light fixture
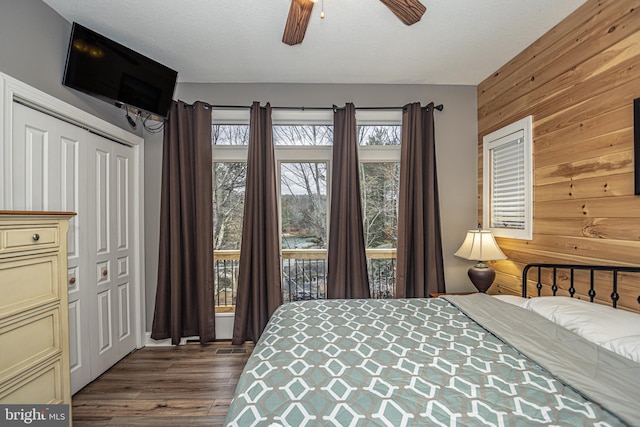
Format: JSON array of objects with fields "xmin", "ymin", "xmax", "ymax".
[{"xmin": 283, "ymin": 0, "xmax": 425, "ymax": 46}]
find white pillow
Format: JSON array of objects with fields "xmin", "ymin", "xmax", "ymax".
[
  {"xmin": 492, "ymin": 295, "xmax": 528, "ymax": 307},
  {"xmin": 602, "ymin": 335, "xmax": 640, "ymax": 362},
  {"xmin": 521, "ymin": 296, "xmax": 640, "ymax": 363}
]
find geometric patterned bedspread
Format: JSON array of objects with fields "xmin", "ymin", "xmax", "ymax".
[{"xmin": 224, "ymin": 298, "xmax": 625, "ymax": 426}]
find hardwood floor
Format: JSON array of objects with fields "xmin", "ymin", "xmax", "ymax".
[{"xmin": 72, "ymin": 342, "xmax": 253, "ymax": 426}]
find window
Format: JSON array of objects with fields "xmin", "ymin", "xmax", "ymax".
[
  {"xmin": 212, "ymin": 112, "xmax": 250, "ymax": 309},
  {"xmin": 360, "ymin": 162, "xmax": 399, "ymax": 248},
  {"xmin": 211, "ymin": 108, "xmax": 402, "ymax": 308},
  {"xmin": 273, "ymin": 116, "xmax": 333, "ymax": 302},
  {"xmin": 280, "ymin": 162, "xmax": 327, "ymax": 250},
  {"xmin": 280, "ymin": 161, "xmax": 328, "ymax": 301},
  {"xmin": 358, "ymin": 125, "xmax": 401, "ymax": 146},
  {"xmin": 273, "ymin": 124, "xmax": 333, "ymax": 146},
  {"xmin": 358, "ymin": 117, "xmax": 401, "ymax": 298},
  {"xmin": 483, "ymin": 115, "xmax": 533, "ymax": 240},
  {"xmin": 360, "ymin": 160, "xmax": 399, "ymax": 299},
  {"xmin": 213, "ymin": 161, "xmax": 246, "ymax": 250}
]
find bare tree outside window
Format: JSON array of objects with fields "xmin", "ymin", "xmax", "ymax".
[
  {"xmin": 213, "ymin": 162, "xmax": 246, "ymax": 250},
  {"xmin": 359, "ymin": 125, "xmax": 401, "ymax": 146},
  {"xmin": 213, "ymin": 124, "xmax": 249, "ymax": 145},
  {"xmin": 212, "ymin": 125, "xmax": 249, "ymax": 249},
  {"xmin": 358, "ymin": 125, "xmax": 400, "ymax": 248},
  {"xmin": 360, "ymin": 162, "xmax": 399, "ymax": 249},
  {"xmin": 273, "ymin": 124, "xmax": 333, "ymax": 146},
  {"xmin": 281, "ymin": 162, "xmax": 327, "ymax": 249}
]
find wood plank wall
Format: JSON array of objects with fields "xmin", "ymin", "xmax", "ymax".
[{"xmin": 477, "ymin": 0, "xmax": 640, "ymax": 311}]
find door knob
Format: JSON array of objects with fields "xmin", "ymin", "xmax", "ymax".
[{"xmin": 32, "ymin": 233, "xmax": 40, "ymax": 241}]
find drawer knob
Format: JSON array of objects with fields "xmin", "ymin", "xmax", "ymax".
[
  {"xmin": 32, "ymin": 233, "xmax": 40, "ymax": 241},
  {"xmin": 69, "ymin": 277, "xmax": 76, "ymax": 285},
  {"xmin": 102, "ymin": 269, "xmax": 108, "ymax": 277}
]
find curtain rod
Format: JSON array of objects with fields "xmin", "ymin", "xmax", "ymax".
[{"xmin": 188, "ymin": 103, "xmax": 444, "ymax": 112}]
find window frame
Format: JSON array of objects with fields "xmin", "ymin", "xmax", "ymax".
[{"xmin": 482, "ymin": 115, "xmax": 533, "ymax": 240}]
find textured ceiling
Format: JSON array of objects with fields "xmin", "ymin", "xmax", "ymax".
[{"xmin": 42, "ymin": 0, "xmax": 588, "ymax": 85}]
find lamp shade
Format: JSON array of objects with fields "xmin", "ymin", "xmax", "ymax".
[{"xmin": 454, "ymin": 229, "xmax": 507, "ymax": 262}]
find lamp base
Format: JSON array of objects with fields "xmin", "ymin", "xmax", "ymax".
[{"xmin": 467, "ymin": 264, "xmax": 496, "ymax": 293}]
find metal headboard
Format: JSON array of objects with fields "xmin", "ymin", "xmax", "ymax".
[{"xmin": 522, "ymin": 263, "xmax": 640, "ymax": 308}]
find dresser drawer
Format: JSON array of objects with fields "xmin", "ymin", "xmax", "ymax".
[
  {"xmin": 0, "ymin": 307, "xmax": 61, "ymax": 385},
  {"xmin": 0, "ymin": 212, "xmax": 73, "ymax": 407},
  {"xmin": 0, "ymin": 255, "xmax": 59, "ymax": 316},
  {"xmin": 0, "ymin": 358, "xmax": 65, "ymax": 404},
  {"xmin": 1, "ymin": 226, "xmax": 59, "ymax": 253}
]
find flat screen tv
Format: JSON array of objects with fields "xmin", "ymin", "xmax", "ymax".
[{"xmin": 63, "ymin": 22, "xmax": 177, "ymax": 118}]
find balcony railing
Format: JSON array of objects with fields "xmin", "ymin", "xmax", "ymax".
[
  {"xmin": 214, "ymin": 248, "xmax": 396, "ymax": 311},
  {"xmin": 213, "ymin": 250, "xmax": 240, "ymax": 311}
]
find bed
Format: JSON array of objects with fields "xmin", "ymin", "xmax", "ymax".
[{"xmin": 224, "ymin": 264, "xmax": 640, "ymax": 426}]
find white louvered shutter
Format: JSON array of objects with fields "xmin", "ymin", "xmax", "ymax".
[{"xmin": 490, "ymin": 132, "xmax": 525, "ymax": 230}]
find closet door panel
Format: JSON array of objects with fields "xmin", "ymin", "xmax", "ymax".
[
  {"xmin": 11, "ymin": 103, "xmax": 91, "ymax": 394},
  {"xmin": 113, "ymin": 144, "xmax": 136, "ymax": 358},
  {"xmin": 61, "ymin": 138, "xmax": 79, "ymax": 255},
  {"xmin": 23, "ymin": 124, "xmax": 48, "ymax": 210},
  {"xmin": 64, "ymin": 136, "xmax": 90, "ymax": 394},
  {"xmin": 88, "ymin": 140, "xmax": 119, "ymax": 376},
  {"xmin": 94, "ymin": 148, "xmax": 111, "ymax": 256},
  {"xmin": 11, "ymin": 103, "xmax": 65, "ymax": 211}
]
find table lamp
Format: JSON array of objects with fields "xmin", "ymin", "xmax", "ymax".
[{"xmin": 454, "ymin": 227, "xmax": 507, "ymax": 293}]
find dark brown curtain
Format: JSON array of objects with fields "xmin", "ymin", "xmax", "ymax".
[
  {"xmin": 232, "ymin": 102, "xmax": 282, "ymax": 345},
  {"xmin": 151, "ymin": 101, "xmax": 215, "ymax": 345},
  {"xmin": 396, "ymin": 102, "xmax": 445, "ymax": 298},
  {"xmin": 327, "ymin": 103, "xmax": 371, "ymax": 299}
]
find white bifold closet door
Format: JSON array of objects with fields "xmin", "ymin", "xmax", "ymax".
[
  {"xmin": 86, "ymin": 133, "xmax": 137, "ymax": 375},
  {"xmin": 11, "ymin": 102, "xmax": 137, "ymax": 394}
]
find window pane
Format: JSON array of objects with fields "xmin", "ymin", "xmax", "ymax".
[
  {"xmin": 280, "ymin": 162, "xmax": 327, "ymax": 249},
  {"xmin": 360, "ymin": 162, "xmax": 400, "ymax": 248},
  {"xmin": 213, "ymin": 162, "xmax": 246, "ymax": 249},
  {"xmin": 273, "ymin": 125, "xmax": 333, "ymax": 146},
  {"xmin": 358, "ymin": 125, "xmax": 401, "ymax": 146},
  {"xmin": 213, "ymin": 124, "xmax": 249, "ymax": 145}
]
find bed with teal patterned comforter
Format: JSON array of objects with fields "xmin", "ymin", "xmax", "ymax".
[{"xmin": 225, "ymin": 294, "xmax": 638, "ymax": 426}]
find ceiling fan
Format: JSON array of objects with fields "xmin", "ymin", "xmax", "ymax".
[{"xmin": 282, "ymin": 0, "xmax": 426, "ymax": 46}]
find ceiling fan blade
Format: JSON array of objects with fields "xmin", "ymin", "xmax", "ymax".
[
  {"xmin": 282, "ymin": 0, "xmax": 315, "ymax": 46},
  {"xmin": 379, "ymin": 0, "xmax": 426, "ymax": 26}
]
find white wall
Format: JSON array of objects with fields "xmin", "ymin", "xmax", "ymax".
[
  {"xmin": 0, "ymin": 0, "xmax": 139, "ymax": 134},
  {"xmin": 144, "ymin": 82, "xmax": 479, "ymax": 329}
]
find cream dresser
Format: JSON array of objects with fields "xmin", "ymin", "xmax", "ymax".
[{"xmin": 0, "ymin": 211, "xmax": 74, "ymax": 407}]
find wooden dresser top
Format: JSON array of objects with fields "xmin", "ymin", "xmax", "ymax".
[{"xmin": 0, "ymin": 210, "xmax": 76, "ymax": 216}]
